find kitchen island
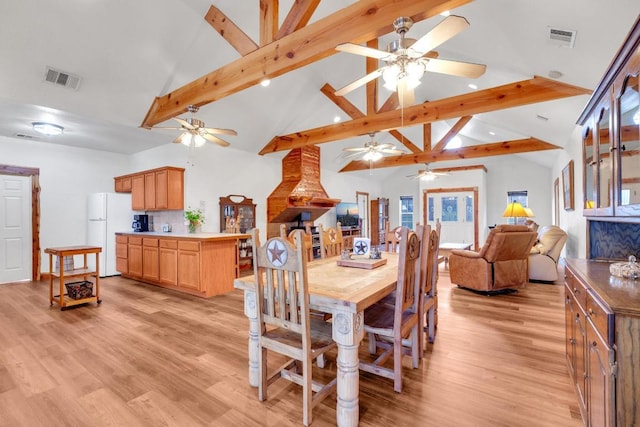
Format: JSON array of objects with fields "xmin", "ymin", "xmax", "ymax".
[{"xmin": 116, "ymin": 232, "xmax": 249, "ymax": 298}]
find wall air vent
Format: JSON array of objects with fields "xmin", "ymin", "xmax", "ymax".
[
  {"xmin": 548, "ymin": 27, "xmax": 576, "ymax": 48},
  {"xmin": 14, "ymin": 133, "xmax": 35, "ymax": 139},
  {"xmin": 43, "ymin": 66, "xmax": 82, "ymax": 90}
]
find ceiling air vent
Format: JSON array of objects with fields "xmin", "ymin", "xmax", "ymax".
[
  {"xmin": 548, "ymin": 27, "xmax": 576, "ymax": 48},
  {"xmin": 14, "ymin": 133, "xmax": 35, "ymax": 139},
  {"xmin": 43, "ymin": 66, "xmax": 81, "ymax": 90}
]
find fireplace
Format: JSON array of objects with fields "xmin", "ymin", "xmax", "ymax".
[{"xmin": 588, "ymin": 220, "xmax": 640, "ymax": 260}]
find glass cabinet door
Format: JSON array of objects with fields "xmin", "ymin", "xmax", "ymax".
[
  {"xmin": 617, "ymin": 73, "xmax": 640, "ymax": 211},
  {"xmin": 596, "ymin": 106, "xmax": 612, "ymax": 210},
  {"xmin": 583, "ymin": 127, "xmax": 596, "ymax": 210}
]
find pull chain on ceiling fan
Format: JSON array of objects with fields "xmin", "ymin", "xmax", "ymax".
[
  {"xmin": 334, "ymin": 15, "xmax": 486, "ymax": 107},
  {"xmin": 152, "ymin": 105, "xmax": 237, "ymax": 148}
]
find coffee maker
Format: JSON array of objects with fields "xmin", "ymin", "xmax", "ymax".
[{"xmin": 132, "ymin": 214, "xmax": 149, "ymax": 232}]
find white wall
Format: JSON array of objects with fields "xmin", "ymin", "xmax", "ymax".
[
  {"xmin": 382, "ymin": 157, "xmax": 552, "ymax": 245},
  {"xmin": 1, "ymin": 135, "xmax": 384, "ymax": 273},
  {"xmin": 0, "ymin": 135, "xmax": 133, "ymax": 270}
]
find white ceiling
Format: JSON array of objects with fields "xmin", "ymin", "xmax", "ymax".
[{"xmin": 1, "ymin": 1, "xmax": 638, "ymax": 176}]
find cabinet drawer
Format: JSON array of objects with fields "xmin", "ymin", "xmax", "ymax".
[
  {"xmin": 586, "ymin": 290, "xmax": 614, "ymax": 345},
  {"xmin": 566, "ymin": 269, "xmax": 588, "ymax": 309},
  {"xmin": 159, "ymin": 239, "xmax": 178, "ymax": 249},
  {"xmin": 129, "ymin": 236, "xmax": 142, "ymax": 246},
  {"xmin": 116, "ymin": 235, "xmax": 128, "ymax": 244},
  {"xmin": 178, "ymin": 241, "xmax": 200, "ymax": 252},
  {"xmin": 143, "ymin": 238, "xmax": 159, "ymax": 247}
]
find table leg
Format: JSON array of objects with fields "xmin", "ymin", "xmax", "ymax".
[
  {"xmin": 48, "ymin": 254, "xmax": 53, "ymax": 305},
  {"xmin": 332, "ymin": 310, "xmax": 364, "ymax": 427},
  {"xmin": 243, "ymin": 289, "xmax": 260, "ymax": 387}
]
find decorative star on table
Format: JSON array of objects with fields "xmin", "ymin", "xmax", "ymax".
[
  {"xmin": 267, "ymin": 239, "xmax": 287, "ymax": 266},
  {"xmin": 354, "ymin": 240, "xmax": 369, "ymax": 255}
]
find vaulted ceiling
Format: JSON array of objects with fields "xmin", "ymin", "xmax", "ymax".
[{"xmin": 1, "ymin": 1, "xmax": 639, "ymax": 178}]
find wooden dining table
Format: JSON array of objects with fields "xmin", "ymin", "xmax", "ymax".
[{"xmin": 234, "ymin": 252, "xmax": 399, "ymax": 427}]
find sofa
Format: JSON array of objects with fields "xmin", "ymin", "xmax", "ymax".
[
  {"xmin": 528, "ymin": 225, "xmax": 567, "ymax": 282},
  {"xmin": 449, "ymin": 224, "xmax": 538, "ymax": 293}
]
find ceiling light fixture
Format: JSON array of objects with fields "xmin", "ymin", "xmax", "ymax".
[
  {"xmin": 468, "ymin": 83, "xmax": 478, "ymax": 89},
  {"xmin": 32, "ymin": 122, "xmax": 64, "ymax": 136},
  {"xmin": 260, "ymin": 79, "xmax": 271, "ymax": 87},
  {"xmin": 333, "ymin": 115, "xmax": 341, "ymax": 123}
]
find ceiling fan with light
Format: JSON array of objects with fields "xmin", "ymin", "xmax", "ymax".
[
  {"xmin": 342, "ymin": 133, "xmax": 405, "ymax": 163},
  {"xmin": 334, "ymin": 15, "xmax": 486, "ymax": 107},
  {"xmin": 406, "ymin": 164, "xmax": 451, "ymax": 181},
  {"xmin": 152, "ymin": 105, "xmax": 237, "ymax": 148}
]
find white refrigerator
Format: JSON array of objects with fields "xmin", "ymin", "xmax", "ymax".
[{"xmin": 87, "ymin": 192, "xmax": 133, "ymax": 276}]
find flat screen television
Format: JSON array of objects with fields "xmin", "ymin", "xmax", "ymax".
[{"xmin": 336, "ymin": 202, "xmax": 359, "ymax": 227}]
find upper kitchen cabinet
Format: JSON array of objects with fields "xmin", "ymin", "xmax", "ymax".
[
  {"xmin": 579, "ymin": 17, "xmax": 640, "ymax": 217},
  {"xmin": 116, "ymin": 166, "xmax": 185, "ymax": 211}
]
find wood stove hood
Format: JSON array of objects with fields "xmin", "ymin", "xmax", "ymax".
[{"xmin": 267, "ymin": 146, "xmax": 340, "ymax": 224}]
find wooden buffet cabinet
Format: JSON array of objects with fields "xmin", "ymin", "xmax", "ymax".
[
  {"xmin": 116, "ymin": 232, "xmax": 249, "ymax": 298},
  {"xmin": 114, "ymin": 166, "xmax": 185, "ymax": 211},
  {"xmin": 564, "ymin": 259, "xmax": 640, "ymax": 426}
]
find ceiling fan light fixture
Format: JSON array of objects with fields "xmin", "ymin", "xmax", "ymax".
[
  {"xmin": 363, "ymin": 150, "xmax": 383, "ymax": 162},
  {"xmin": 32, "ymin": 122, "xmax": 63, "ymax": 136},
  {"xmin": 179, "ymin": 132, "xmax": 193, "ymax": 147},
  {"xmin": 193, "ymin": 134, "xmax": 207, "ymax": 147},
  {"xmin": 420, "ymin": 173, "xmax": 437, "ymax": 181}
]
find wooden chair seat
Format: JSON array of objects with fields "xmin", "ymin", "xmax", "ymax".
[
  {"xmin": 251, "ymin": 228, "xmax": 337, "ymax": 426},
  {"xmin": 360, "ymin": 225, "xmax": 426, "ymax": 393}
]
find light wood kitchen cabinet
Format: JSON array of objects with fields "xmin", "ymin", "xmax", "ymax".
[
  {"xmin": 564, "ymin": 259, "xmax": 639, "ymax": 427},
  {"xmin": 128, "ymin": 236, "xmax": 143, "ymax": 278},
  {"xmin": 142, "ymin": 238, "xmax": 159, "ymax": 282},
  {"xmin": 115, "ymin": 235, "xmax": 128, "ymax": 274},
  {"xmin": 117, "ymin": 166, "xmax": 185, "ymax": 211},
  {"xmin": 116, "ymin": 232, "xmax": 247, "ymax": 298},
  {"xmin": 114, "ymin": 176, "xmax": 132, "ymax": 193},
  {"xmin": 178, "ymin": 241, "xmax": 200, "ymax": 291},
  {"xmin": 159, "ymin": 239, "xmax": 177, "ymax": 286},
  {"xmin": 131, "ymin": 175, "xmax": 145, "ymax": 211}
]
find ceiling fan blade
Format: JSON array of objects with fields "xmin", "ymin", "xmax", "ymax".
[
  {"xmin": 342, "ymin": 150, "xmax": 368, "ymax": 159},
  {"xmin": 203, "ymin": 127, "xmax": 238, "ymax": 136},
  {"xmin": 202, "ymin": 133, "xmax": 230, "ymax": 147},
  {"xmin": 424, "ymin": 58, "xmax": 486, "ymax": 78},
  {"xmin": 397, "ymin": 79, "xmax": 415, "ymax": 108},
  {"xmin": 375, "ymin": 143, "xmax": 395, "ymax": 150},
  {"xmin": 343, "ymin": 147, "xmax": 367, "ymax": 152},
  {"xmin": 172, "ymin": 135, "xmax": 183, "ymax": 144},
  {"xmin": 381, "ymin": 148, "xmax": 405, "ymax": 155},
  {"xmin": 409, "ymin": 15, "xmax": 470, "ymax": 55},
  {"xmin": 335, "ymin": 68, "xmax": 385, "ymax": 96},
  {"xmin": 336, "ymin": 42, "xmax": 394, "ymax": 60},
  {"xmin": 173, "ymin": 117, "xmax": 195, "ymax": 130},
  {"xmin": 152, "ymin": 126, "xmax": 183, "ymax": 130}
]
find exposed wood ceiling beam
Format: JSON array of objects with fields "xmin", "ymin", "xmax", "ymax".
[
  {"xmin": 204, "ymin": 6, "xmax": 258, "ymax": 56},
  {"xmin": 320, "ymin": 84, "xmax": 419, "ymax": 153},
  {"xmin": 276, "ymin": 0, "xmax": 321, "ymax": 39},
  {"xmin": 141, "ymin": 0, "xmax": 472, "ymax": 128},
  {"xmin": 260, "ymin": 76, "xmax": 591, "ymax": 154},
  {"xmin": 431, "ymin": 115, "xmax": 472, "ymax": 152},
  {"xmin": 423, "ymin": 123, "xmax": 432, "ymax": 151},
  {"xmin": 260, "ymin": 0, "xmax": 279, "ymax": 45},
  {"xmin": 339, "ymin": 138, "xmax": 560, "ymax": 172},
  {"xmin": 366, "ymin": 39, "xmax": 379, "ymax": 116}
]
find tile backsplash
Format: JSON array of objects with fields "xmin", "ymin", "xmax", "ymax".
[{"xmin": 146, "ymin": 211, "xmax": 188, "ymax": 233}]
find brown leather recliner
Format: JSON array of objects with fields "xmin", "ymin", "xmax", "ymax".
[{"xmin": 449, "ymin": 225, "xmax": 538, "ymax": 293}]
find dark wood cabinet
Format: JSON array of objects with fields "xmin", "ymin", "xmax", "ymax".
[
  {"xmin": 579, "ymin": 17, "xmax": 640, "ymax": 217},
  {"xmin": 220, "ymin": 195, "xmax": 256, "ymax": 275}
]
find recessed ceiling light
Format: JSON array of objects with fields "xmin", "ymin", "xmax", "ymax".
[
  {"xmin": 333, "ymin": 116, "xmax": 341, "ymax": 123},
  {"xmin": 468, "ymin": 83, "xmax": 478, "ymax": 90},
  {"xmin": 32, "ymin": 122, "xmax": 64, "ymax": 136},
  {"xmin": 260, "ymin": 79, "xmax": 270, "ymax": 87},
  {"xmin": 489, "ymin": 131, "xmax": 496, "ymax": 136},
  {"xmin": 440, "ymin": 10, "xmax": 450, "ymax": 16}
]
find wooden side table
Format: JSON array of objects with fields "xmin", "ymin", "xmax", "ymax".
[{"xmin": 45, "ymin": 246, "xmax": 102, "ymax": 310}]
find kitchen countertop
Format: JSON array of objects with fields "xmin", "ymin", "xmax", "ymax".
[{"xmin": 116, "ymin": 231, "xmax": 250, "ymax": 240}]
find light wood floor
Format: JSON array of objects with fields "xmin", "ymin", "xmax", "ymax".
[{"xmin": 0, "ymin": 268, "xmax": 582, "ymax": 426}]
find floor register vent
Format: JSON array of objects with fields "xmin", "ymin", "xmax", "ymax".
[{"xmin": 44, "ymin": 66, "xmax": 82, "ymax": 90}]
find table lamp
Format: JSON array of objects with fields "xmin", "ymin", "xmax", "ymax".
[{"xmin": 502, "ymin": 201, "xmax": 528, "ymax": 223}]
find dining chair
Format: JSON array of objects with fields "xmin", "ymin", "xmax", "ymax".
[
  {"xmin": 360, "ymin": 225, "xmax": 426, "ymax": 393},
  {"xmin": 318, "ymin": 222, "xmax": 344, "ymax": 258},
  {"xmin": 385, "ymin": 223, "xmax": 403, "ymax": 252},
  {"xmin": 251, "ymin": 228, "xmax": 337, "ymax": 426},
  {"xmin": 421, "ymin": 223, "xmax": 441, "ymax": 350}
]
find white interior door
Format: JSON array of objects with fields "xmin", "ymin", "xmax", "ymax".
[
  {"xmin": 427, "ymin": 191, "xmax": 475, "ymax": 246},
  {"xmin": 1, "ymin": 174, "xmax": 32, "ymax": 283}
]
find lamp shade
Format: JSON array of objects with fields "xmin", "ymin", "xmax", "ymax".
[
  {"xmin": 523, "ymin": 207, "xmax": 535, "ymax": 218},
  {"xmin": 502, "ymin": 201, "xmax": 528, "ymax": 218}
]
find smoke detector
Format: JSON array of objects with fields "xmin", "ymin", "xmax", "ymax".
[{"xmin": 548, "ymin": 27, "xmax": 577, "ymax": 48}]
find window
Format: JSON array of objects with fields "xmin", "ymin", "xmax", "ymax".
[
  {"xmin": 399, "ymin": 196, "xmax": 414, "ymax": 228},
  {"xmin": 506, "ymin": 190, "xmax": 528, "ymax": 225}
]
